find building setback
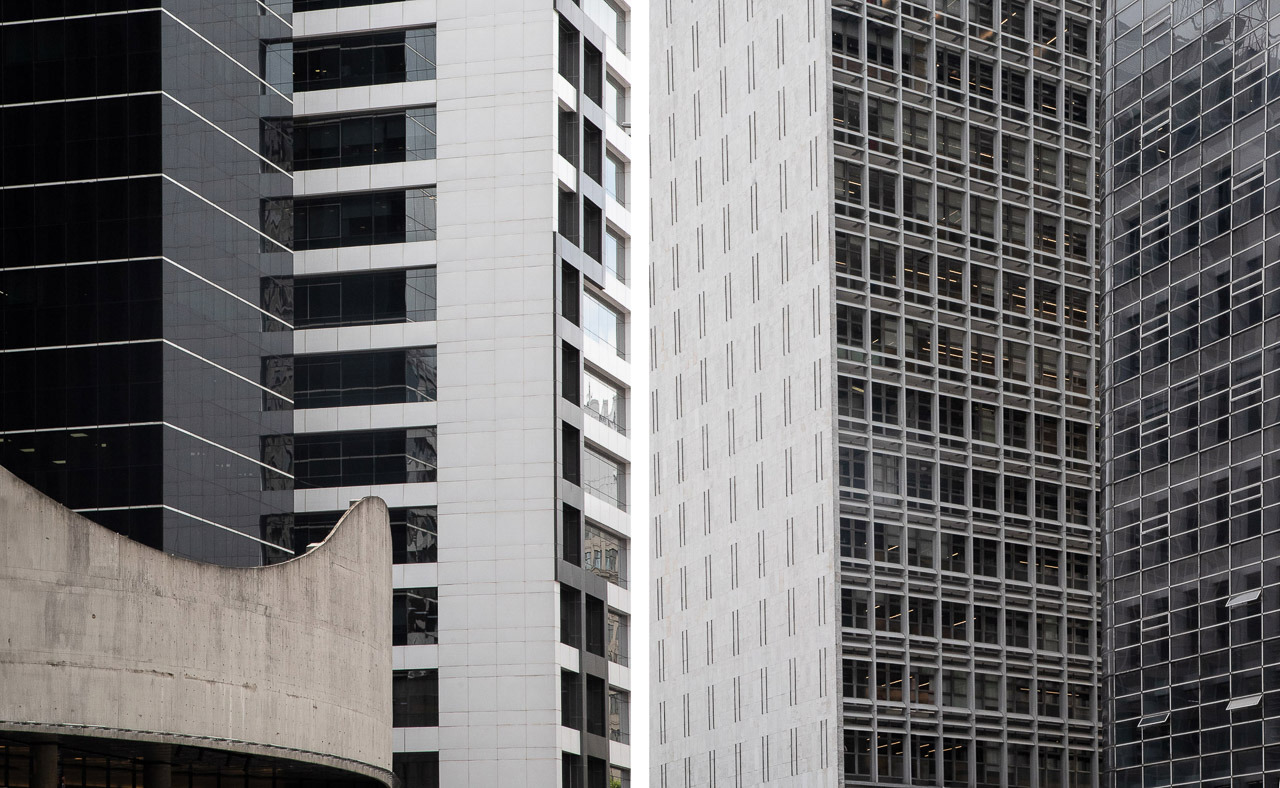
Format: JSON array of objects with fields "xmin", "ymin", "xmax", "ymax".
[
  {"xmin": 1101, "ymin": 0, "xmax": 1280, "ymax": 785},
  {"xmin": 650, "ymin": 0, "xmax": 1101, "ymax": 785},
  {"xmin": 1, "ymin": 1, "xmax": 638, "ymax": 787}
]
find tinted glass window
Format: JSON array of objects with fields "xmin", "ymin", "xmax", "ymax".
[
  {"xmin": 290, "ymin": 188, "xmax": 436, "ymax": 250},
  {"xmin": 292, "ymin": 29, "xmax": 435, "ymax": 92},
  {"xmin": 293, "ymin": 347, "xmax": 436, "ymax": 408},
  {"xmin": 293, "ymin": 107, "xmax": 435, "ymax": 170},
  {"xmin": 291, "ymin": 427, "xmax": 436, "ymax": 487}
]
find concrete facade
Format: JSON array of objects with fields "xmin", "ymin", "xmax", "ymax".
[
  {"xmin": 0, "ymin": 465, "xmax": 393, "ymax": 784},
  {"xmin": 286, "ymin": 1, "xmax": 637, "ymax": 784}
]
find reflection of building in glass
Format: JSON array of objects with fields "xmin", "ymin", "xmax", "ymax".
[
  {"xmin": 1102, "ymin": 1, "xmax": 1280, "ymax": 785},
  {"xmin": 652, "ymin": 0, "xmax": 1102, "ymax": 783}
]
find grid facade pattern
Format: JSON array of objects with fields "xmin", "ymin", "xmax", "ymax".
[
  {"xmin": 831, "ymin": 0, "xmax": 1101, "ymax": 784},
  {"xmin": 1102, "ymin": 0, "xmax": 1280, "ymax": 785}
]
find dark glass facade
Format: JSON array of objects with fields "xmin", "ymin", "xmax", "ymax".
[
  {"xmin": 1102, "ymin": 0, "xmax": 1280, "ymax": 785},
  {"xmin": 0, "ymin": 2, "xmax": 295, "ymax": 563}
]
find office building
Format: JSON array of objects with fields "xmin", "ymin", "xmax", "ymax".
[
  {"xmin": 1101, "ymin": 0, "xmax": 1280, "ymax": 785},
  {"xmin": 1, "ymin": 1, "xmax": 638, "ymax": 786},
  {"xmin": 0, "ymin": 0, "xmax": 295, "ymax": 564},
  {"xmin": 650, "ymin": 0, "xmax": 1101, "ymax": 784}
]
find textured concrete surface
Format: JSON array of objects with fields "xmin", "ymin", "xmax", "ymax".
[{"xmin": 0, "ymin": 467, "xmax": 393, "ymax": 783}]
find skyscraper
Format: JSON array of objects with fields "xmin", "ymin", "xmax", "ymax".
[
  {"xmin": 1101, "ymin": 1, "xmax": 1280, "ymax": 785},
  {"xmin": 1, "ymin": 1, "xmax": 638, "ymax": 786},
  {"xmin": 271, "ymin": 2, "xmax": 638, "ymax": 784},
  {"xmin": 650, "ymin": 0, "xmax": 1101, "ymax": 784},
  {"xmin": 0, "ymin": 0, "xmax": 295, "ymax": 564}
]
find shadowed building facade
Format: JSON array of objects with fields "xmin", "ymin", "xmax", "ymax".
[
  {"xmin": 0, "ymin": 0, "xmax": 296, "ymax": 565},
  {"xmin": 1101, "ymin": 0, "xmax": 1280, "ymax": 785}
]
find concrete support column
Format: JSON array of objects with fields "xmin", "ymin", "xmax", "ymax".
[
  {"xmin": 143, "ymin": 745, "xmax": 173, "ymax": 788},
  {"xmin": 31, "ymin": 743, "xmax": 58, "ymax": 788}
]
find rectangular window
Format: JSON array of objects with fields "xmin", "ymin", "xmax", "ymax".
[
  {"xmin": 393, "ymin": 587, "xmax": 438, "ymax": 645},
  {"xmin": 292, "ymin": 28, "xmax": 436, "ymax": 92},
  {"xmin": 584, "ymin": 522, "xmax": 628, "ymax": 586},
  {"xmin": 840, "ymin": 517, "xmax": 869, "ymax": 560},
  {"xmin": 584, "ymin": 369, "xmax": 625, "ymax": 433},
  {"xmin": 843, "ymin": 658, "xmax": 871, "ymax": 698},
  {"xmin": 608, "ymin": 688, "xmax": 630, "ymax": 743},
  {"xmin": 289, "ymin": 268, "xmax": 436, "ymax": 329},
  {"xmin": 290, "ymin": 188, "xmax": 437, "ymax": 250},
  {"xmin": 583, "ymin": 291, "xmax": 625, "ymax": 357},
  {"xmin": 274, "ymin": 507, "xmax": 437, "ymax": 563},
  {"xmin": 605, "ymin": 152, "xmax": 627, "ymax": 204},
  {"xmin": 909, "ymin": 596, "xmax": 936, "ymax": 636},
  {"xmin": 605, "ymin": 228, "xmax": 627, "ymax": 281},
  {"xmin": 607, "ymin": 610, "xmax": 629, "ymax": 665},
  {"xmin": 838, "ymin": 376, "xmax": 867, "ymax": 420},
  {"xmin": 841, "ymin": 588, "xmax": 869, "ymax": 628},
  {"xmin": 605, "ymin": 75, "xmax": 628, "ymax": 123},
  {"xmin": 292, "ymin": 107, "xmax": 436, "ymax": 170},
  {"xmin": 393, "ymin": 753, "xmax": 439, "ymax": 788},
  {"xmin": 393, "ymin": 668, "xmax": 439, "ymax": 726},
  {"xmin": 292, "ymin": 428, "xmax": 437, "ymax": 487},
  {"xmin": 291, "ymin": 347, "xmax": 436, "ymax": 408},
  {"xmin": 839, "ymin": 448, "xmax": 868, "ymax": 490},
  {"xmin": 583, "ymin": 446, "xmax": 626, "ymax": 509}
]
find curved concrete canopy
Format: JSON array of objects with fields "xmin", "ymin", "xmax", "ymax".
[{"xmin": 0, "ymin": 466, "xmax": 393, "ymax": 786}]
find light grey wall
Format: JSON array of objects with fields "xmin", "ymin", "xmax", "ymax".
[
  {"xmin": 0, "ymin": 467, "xmax": 393, "ymax": 783},
  {"xmin": 649, "ymin": 0, "xmax": 843, "ymax": 783}
]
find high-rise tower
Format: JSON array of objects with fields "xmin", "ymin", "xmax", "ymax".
[
  {"xmin": 1101, "ymin": 1, "xmax": 1280, "ymax": 785},
  {"xmin": 0, "ymin": 1, "xmax": 295, "ymax": 564},
  {"xmin": 650, "ymin": 0, "xmax": 1102, "ymax": 784}
]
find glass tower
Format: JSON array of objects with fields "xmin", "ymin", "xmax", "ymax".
[
  {"xmin": 0, "ymin": 1, "xmax": 295, "ymax": 565},
  {"xmin": 1102, "ymin": 0, "xmax": 1280, "ymax": 785}
]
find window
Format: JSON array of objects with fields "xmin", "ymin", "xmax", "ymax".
[
  {"xmin": 291, "ymin": 348, "xmax": 436, "ymax": 408},
  {"xmin": 873, "ymin": 522, "xmax": 901, "ymax": 563},
  {"xmin": 583, "ymin": 446, "xmax": 626, "ymax": 509},
  {"xmin": 292, "ymin": 107, "xmax": 436, "ymax": 170},
  {"xmin": 906, "ymin": 459, "xmax": 934, "ymax": 500},
  {"xmin": 942, "ymin": 671, "xmax": 968, "ymax": 707},
  {"xmin": 608, "ymin": 687, "xmax": 630, "ymax": 743},
  {"xmin": 842, "ymin": 588, "xmax": 869, "ymax": 628},
  {"xmin": 584, "ymin": 369, "xmax": 625, "ymax": 432},
  {"xmin": 909, "ymin": 596, "xmax": 936, "ymax": 636},
  {"xmin": 584, "ymin": 522, "xmax": 627, "ymax": 586},
  {"xmin": 1007, "ymin": 610, "xmax": 1030, "ymax": 647},
  {"xmin": 296, "ymin": 0, "xmax": 402, "ymax": 10},
  {"xmin": 874, "ymin": 594, "xmax": 902, "ymax": 633},
  {"xmin": 872, "ymin": 454, "xmax": 900, "ymax": 494},
  {"xmin": 607, "ymin": 610, "xmax": 629, "ymax": 665},
  {"xmin": 291, "ymin": 29, "xmax": 436, "ymax": 92},
  {"xmin": 843, "ymin": 658, "xmax": 871, "ymax": 698},
  {"xmin": 269, "ymin": 507, "xmax": 438, "ymax": 563},
  {"xmin": 839, "ymin": 376, "xmax": 867, "ymax": 419},
  {"xmin": 941, "ymin": 601, "xmax": 967, "ymax": 639},
  {"xmin": 840, "ymin": 517, "xmax": 869, "ymax": 560},
  {"xmin": 604, "ymin": 228, "xmax": 626, "ymax": 281},
  {"xmin": 907, "ymin": 529, "xmax": 935, "ymax": 568},
  {"xmin": 839, "ymin": 448, "xmax": 868, "ymax": 490},
  {"xmin": 393, "ymin": 753, "xmax": 439, "ymax": 788},
  {"xmin": 393, "ymin": 669, "xmax": 438, "ymax": 726},
  {"xmin": 289, "ymin": 188, "xmax": 437, "ymax": 250},
  {"xmin": 290, "ymin": 428, "xmax": 437, "ymax": 487},
  {"xmin": 393, "ymin": 587, "xmax": 438, "ymax": 645},
  {"xmin": 583, "ymin": 292, "xmax": 625, "ymax": 356},
  {"xmin": 289, "ymin": 268, "xmax": 436, "ymax": 329},
  {"xmin": 605, "ymin": 152, "xmax": 627, "ymax": 204},
  {"xmin": 871, "ymin": 381, "xmax": 899, "ymax": 423},
  {"xmin": 605, "ymin": 75, "xmax": 628, "ymax": 125}
]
